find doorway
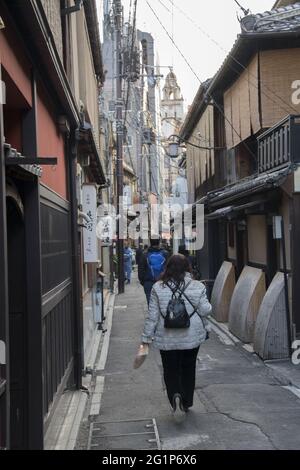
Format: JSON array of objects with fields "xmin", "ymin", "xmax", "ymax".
[
  {"xmin": 6, "ymin": 190, "xmax": 28, "ymax": 449},
  {"xmin": 236, "ymin": 218, "xmax": 248, "ymax": 277}
]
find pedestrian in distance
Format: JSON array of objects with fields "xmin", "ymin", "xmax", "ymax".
[
  {"xmin": 135, "ymin": 243, "xmax": 144, "ymax": 266},
  {"xmin": 138, "ymin": 238, "xmax": 168, "ymax": 305},
  {"xmin": 124, "ymin": 242, "xmax": 133, "ymax": 284},
  {"xmin": 139, "ymin": 254, "xmax": 212, "ymax": 423},
  {"xmin": 178, "ymin": 245, "xmax": 199, "ymax": 280}
]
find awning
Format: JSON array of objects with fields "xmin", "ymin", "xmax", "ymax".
[
  {"xmin": 4, "ymin": 142, "xmax": 58, "ymax": 178},
  {"xmin": 205, "ymin": 164, "xmax": 293, "ymax": 208},
  {"xmin": 205, "ymin": 206, "xmax": 234, "ymax": 220},
  {"xmin": 205, "ymin": 199, "xmax": 268, "ymax": 220}
]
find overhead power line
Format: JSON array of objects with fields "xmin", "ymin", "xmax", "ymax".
[
  {"xmin": 146, "ymin": 0, "xmax": 257, "ymax": 162},
  {"xmin": 157, "ymin": 0, "xmax": 171, "ymax": 12},
  {"xmin": 233, "ymin": 0, "xmax": 250, "ymax": 16},
  {"xmin": 162, "ymin": 0, "xmax": 299, "ymax": 117},
  {"xmin": 123, "ymin": 0, "xmax": 138, "ymax": 130}
]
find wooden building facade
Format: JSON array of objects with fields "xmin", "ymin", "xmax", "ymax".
[
  {"xmin": 0, "ymin": 0, "xmax": 105, "ymax": 450},
  {"xmin": 180, "ymin": 4, "xmax": 300, "ymax": 359}
]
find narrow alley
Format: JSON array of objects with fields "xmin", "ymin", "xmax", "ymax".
[
  {"xmin": 75, "ymin": 274, "xmax": 300, "ymax": 451},
  {"xmin": 2, "ymin": 0, "xmax": 300, "ymax": 454}
]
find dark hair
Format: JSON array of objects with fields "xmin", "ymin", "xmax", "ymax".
[
  {"xmin": 150, "ymin": 238, "xmax": 160, "ymax": 247},
  {"xmin": 178, "ymin": 245, "xmax": 188, "ymax": 257},
  {"xmin": 161, "ymin": 254, "xmax": 192, "ymax": 285}
]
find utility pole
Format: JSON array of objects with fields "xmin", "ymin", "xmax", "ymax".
[{"xmin": 114, "ymin": 0, "xmax": 125, "ymax": 294}]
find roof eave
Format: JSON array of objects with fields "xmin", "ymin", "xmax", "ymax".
[
  {"xmin": 207, "ymin": 30, "xmax": 300, "ymax": 99},
  {"xmin": 179, "ymin": 83, "xmax": 210, "ymax": 140},
  {"xmin": 180, "ymin": 27, "xmax": 300, "ymax": 142},
  {"xmin": 84, "ymin": 0, "xmax": 105, "ymax": 84}
]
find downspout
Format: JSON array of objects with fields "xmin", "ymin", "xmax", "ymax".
[
  {"xmin": 281, "ymin": 216, "xmax": 293, "ymax": 355},
  {"xmin": 68, "ymin": 129, "xmax": 83, "ymax": 389}
]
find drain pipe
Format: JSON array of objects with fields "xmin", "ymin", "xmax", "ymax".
[
  {"xmin": 69, "ymin": 129, "xmax": 83, "ymax": 389},
  {"xmin": 280, "ymin": 216, "xmax": 293, "ymax": 356}
]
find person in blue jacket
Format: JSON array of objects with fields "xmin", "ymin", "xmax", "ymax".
[
  {"xmin": 124, "ymin": 242, "xmax": 133, "ymax": 284},
  {"xmin": 138, "ymin": 238, "xmax": 169, "ymax": 304}
]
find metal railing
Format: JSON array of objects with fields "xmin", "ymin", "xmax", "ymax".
[{"xmin": 258, "ymin": 115, "xmax": 300, "ymax": 174}]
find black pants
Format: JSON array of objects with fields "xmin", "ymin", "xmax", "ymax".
[
  {"xmin": 143, "ymin": 281, "xmax": 154, "ymax": 305},
  {"xmin": 160, "ymin": 347, "xmax": 200, "ymax": 409}
]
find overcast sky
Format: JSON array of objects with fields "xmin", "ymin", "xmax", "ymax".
[{"xmin": 99, "ymin": 0, "xmax": 275, "ymax": 108}]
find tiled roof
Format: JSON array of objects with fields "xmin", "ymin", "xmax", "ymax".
[
  {"xmin": 241, "ymin": 2, "xmax": 300, "ymax": 33},
  {"xmin": 180, "ymin": 3, "xmax": 300, "ymax": 139}
]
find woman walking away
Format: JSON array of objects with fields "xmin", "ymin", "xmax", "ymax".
[{"xmin": 140, "ymin": 254, "xmax": 212, "ymax": 422}]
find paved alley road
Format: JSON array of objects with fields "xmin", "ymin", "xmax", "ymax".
[{"xmin": 76, "ymin": 275, "xmax": 300, "ymax": 450}]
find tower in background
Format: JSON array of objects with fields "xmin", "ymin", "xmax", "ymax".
[{"xmin": 160, "ymin": 70, "xmax": 185, "ymax": 201}]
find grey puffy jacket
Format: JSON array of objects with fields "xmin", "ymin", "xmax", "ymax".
[{"xmin": 141, "ymin": 273, "xmax": 212, "ymax": 351}]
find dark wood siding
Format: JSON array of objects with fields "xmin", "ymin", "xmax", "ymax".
[
  {"xmin": 40, "ymin": 188, "xmax": 74, "ymax": 419},
  {"xmin": 292, "ymin": 194, "xmax": 300, "ymax": 336}
]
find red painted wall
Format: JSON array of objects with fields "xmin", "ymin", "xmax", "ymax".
[
  {"xmin": 0, "ymin": 27, "xmax": 32, "ymax": 106},
  {"xmin": 37, "ymin": 83, "xmax": 68, "ymax": 200},
  {"xmin": 0, "ymin": 18, "xmax": 32, "ymax": 153},
  {"xmin": 0, "ymin": 12, "xmax": 68, "ymax": 200}
]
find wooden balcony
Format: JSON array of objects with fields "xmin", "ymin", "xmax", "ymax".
[{"xmin": 258, "ymin": 115, "xmax": 300, "ymax": 174}]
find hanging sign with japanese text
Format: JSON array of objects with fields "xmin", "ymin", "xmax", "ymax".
[{"xmin": 82, "ymin": 184, "xmax": 98, "ymax": 263}]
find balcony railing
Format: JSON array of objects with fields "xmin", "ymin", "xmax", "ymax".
[{"xmin": 258, "ymin": 115, "xmax": 300, "ymax": 174}]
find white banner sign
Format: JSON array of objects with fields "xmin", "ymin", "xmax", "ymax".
[
  {"xmin": 82, "ymin": 184, "xmax": 98, "ymax": 263},
  {"xmin": 123, "ymin": 185, "xmax": 132, "ymax": 209},
  {"xmin": 96, "ymin": 214, "xmax": 114, "ymax": 246}
]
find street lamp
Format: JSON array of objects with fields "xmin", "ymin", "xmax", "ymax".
[
  {"xmin": 165, "ymin": 135, "xmax": 184, "ymax": 159},
  {"xmin": 165, "ymin": 134, "xmax": 225, "ymax": 158}
]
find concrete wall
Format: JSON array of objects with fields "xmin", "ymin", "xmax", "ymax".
[
  {"xmin": 211, "ymin": 261, "xmax": 236, "ymax": 323},
  {"xmin": 254, "ymin": 272, "xmax": 289, "ymax": 360},
  {"xmin": 229, "ymin": 266, "xmax": 266, "ymax": 343}
]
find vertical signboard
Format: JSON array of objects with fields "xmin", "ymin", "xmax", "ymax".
[
  {"xmin": 82, "ymin": 184, "xmax": 98, "ymax": 263},
  {"xmin": 123, "ymin": 185, "xmax": 132, "ymax": 210}
]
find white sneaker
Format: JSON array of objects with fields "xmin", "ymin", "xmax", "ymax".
[{"xmin": 172, "ymin": 394, "xmax": 186, "ymax": 423}]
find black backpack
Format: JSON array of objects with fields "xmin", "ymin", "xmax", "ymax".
[
  {"xmin": 160, "ymin": 281, "xmax": 194, "ymax": 329},
  {"xmin": 159, "ymin": 281, "xmax": 208, "ymax": 338}
]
